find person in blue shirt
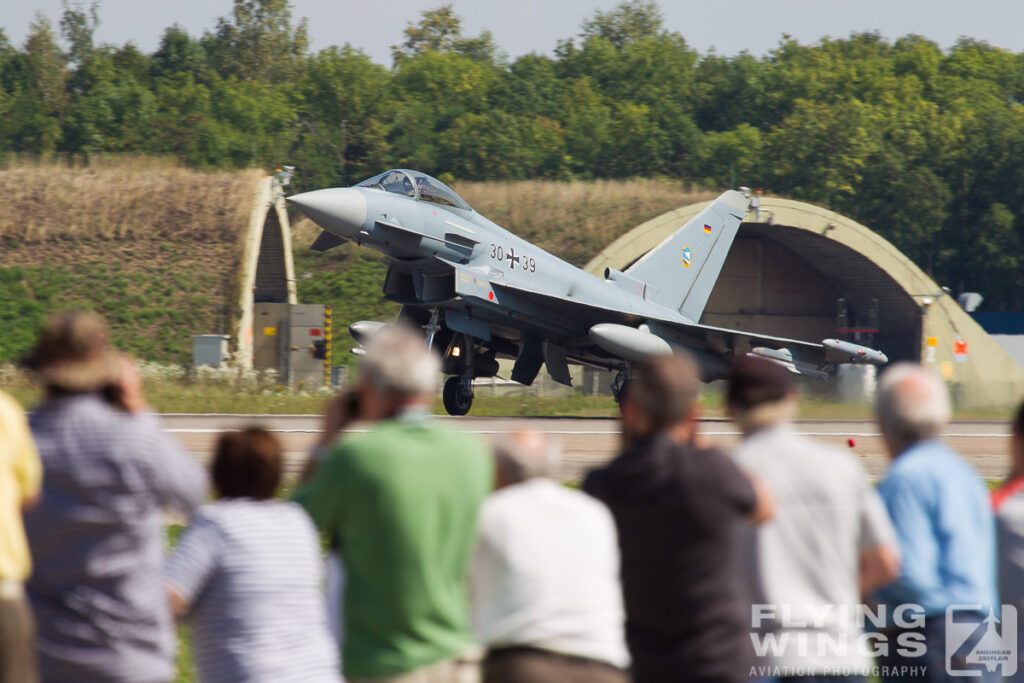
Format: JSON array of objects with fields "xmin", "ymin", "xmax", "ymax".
[{"xmin": 873, "ymin": 363, "xmax": 998, "ymax": 683}]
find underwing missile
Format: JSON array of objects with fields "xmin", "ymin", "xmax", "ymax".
[
  {"xmin": 349, "ymin": 320, "xmax": 388, "ymax": 346},
  {"xmin": 589, "ymin": 323, "xmax": 672, "ymax": 361},
  {"xmin": 822, "ymin": 338, "xmax": 889, "ymax": 364}
]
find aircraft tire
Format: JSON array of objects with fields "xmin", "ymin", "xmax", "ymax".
[{"xmin": 442, "ymin": 376, "xmax": 473, "ymax": 416}]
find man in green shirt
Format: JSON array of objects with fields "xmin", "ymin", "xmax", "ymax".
[{"xmin": 295, "ymin": 326, "xmax": 493, "ymax": 683}]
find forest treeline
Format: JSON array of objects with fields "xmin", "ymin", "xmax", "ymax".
[{"xmin": 1, "ymin": 0, "xmax": 1023, "ymax": 308}]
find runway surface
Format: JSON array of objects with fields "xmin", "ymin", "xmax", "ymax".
[{"xmin": 161, "ymin": 414, "xmax": 1013, "ymax": 481}]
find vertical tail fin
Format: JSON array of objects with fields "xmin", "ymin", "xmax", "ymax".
[{"xmin": 624, "ymin": 190, "xmax": 748, "ymax": 321}]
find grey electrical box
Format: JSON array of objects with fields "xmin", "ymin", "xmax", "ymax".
[{"xmin": 193, "ymin": 334, "xmax": 230, "ymax": 367}]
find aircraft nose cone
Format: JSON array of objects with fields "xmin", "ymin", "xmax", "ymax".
[{"xmin": 288, "ymin": 188, "xmax": 367, "ymax": 237}]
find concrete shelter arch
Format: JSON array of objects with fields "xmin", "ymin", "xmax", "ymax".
[
  {"xmin": 235, "ymin": 176, "xmax": 297, "ymax": 370},
  {"xmin": 586, "ymin": 196, "xmax": 1024, "ymax": 407}
]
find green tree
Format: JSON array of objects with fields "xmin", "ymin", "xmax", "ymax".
[
  {"xmin": 145, "ymin": 73, "xmax": 222, "ymax": 165},
  {"xmin": 3, "ymin": 16, "xmax": 66, "ymax": 153},
  {"xmin": 0, "ymin": 31, "xmax": 17, "ymax": 138},
  {"xmin": 557, "ymin": 77, "xmax": 613, "ymax": 176},
  {"xmin": 392, "ymin": 4, "xmax": 500, "ymax": 65},
  {"xmin": 59, "ymin": 0, "xmax": 99, "ymax": 67},
  {"xmin": 61, "ymin": 47, "xmax": 156, "ymax": 156},
  {"xmin": 579, "ymin": 0, "xmax": 664, "ymax": 50},
  {"xmin": 437, "ymin": 111, "xmax": 566, "ymax": 179},
  {"xmin": 693, "ymin": 123, "xmax": 764, "ymax": 188},
  {"xmin": 495, "ymin": 54, "xmax": 561, "ymax": 119},
  {"xmin": 292, "ymin": 45, "xmax": 393, "ymax": 188},
  {"xmin": 202, "ymin": 0, "xmax": 308, "ymax": 83},
  {"xmin": 386, "ymin": 49, "xmax": 497, "ymax": 173},
  {"xmin": 151, "ymin": 25, "xmax": 210, "ymax": 85},
  {"xmin": 765, "ymin": 98, "xmax": 882, "ymax": 209},
  {"xmin": 693, "ymin": 52, "xmax": 770, "ymax": 131},
  {"xmin": 207, "ymin": 76, "xmax": 298, "ymax": 167},
  {"xmin": 939, "ymin": 203, "xmax": 1023, "ymax": 308}
]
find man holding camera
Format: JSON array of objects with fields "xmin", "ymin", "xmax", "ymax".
[{"xmin": 21, "ymin": 312, "xmax": 207, "ymax": 683}]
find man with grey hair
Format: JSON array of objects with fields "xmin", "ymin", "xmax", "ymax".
[
  {"xmin": 872, "ymin": 362, "xmax": 997, "ymax": 683},
  {"xmin": 295, "ymin": 325, "xmax": 493, "ymax": 683},
  {"xmin": 471, "ymin": 430, "xmax": 629, "ymax": 683}
]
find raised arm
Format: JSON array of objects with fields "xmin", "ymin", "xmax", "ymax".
[{"xmin": 165, "ymin": 515, "xmax": 221, "ymax": 619}]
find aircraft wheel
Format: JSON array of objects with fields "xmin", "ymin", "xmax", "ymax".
[
  {"xmin": 611, "ymin": 368, "xmax": 630, "ymax": 404},
  {"xmin": 442, "ymin": 376, "xmax": 473, "ymax": 416}
]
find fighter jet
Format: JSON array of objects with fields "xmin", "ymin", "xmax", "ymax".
[{"xmin": 289, "ymin": 169, "xmax": 887, "ymax": 415}]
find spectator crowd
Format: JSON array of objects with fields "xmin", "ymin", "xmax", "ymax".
[{"xmin": 2, "ymin": 312, "xmax": 1023, "ymax": 683}]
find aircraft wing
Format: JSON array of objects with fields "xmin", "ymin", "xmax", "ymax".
[
  {"xmin": 490, "ymin": 281, "xmax": 640, "ymax": 329},
  {"xmin": 490, "ymin": 281, "xmax": 818, "ymax": 349},
  {"xmin": 489, "ymin": 281, "xmax": 884, "ymax": 378}
]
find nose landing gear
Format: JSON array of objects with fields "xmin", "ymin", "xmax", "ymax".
[{"xmin": 442, "ymin": 333, "xmax": 476, "ymax": 416}]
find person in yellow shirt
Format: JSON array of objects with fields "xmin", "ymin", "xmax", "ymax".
[{"xmin": 0, "ymin": 388, "xmax": 42, "ymax": 683}]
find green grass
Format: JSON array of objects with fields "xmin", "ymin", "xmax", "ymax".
[
  {"xmin": 166, "ymin": 525, "xmax": 197, "ymax": 683},
  {"xmin": 174, "ymin": 627, "xmax": 197, "ymax": 683},
  {"xmin": 1, "ymin": 370, "xmax": 332, "ymax": 414},
  {"xmin": 0, "ymin": 252, "xmax": 233, "ymax": 367},
  {"xmin": 447, "ymin": 393, "xmax": 621, "ymax": 417},
  {"xmin": 3, "ymin": 363, "xmax": 1016, "ymax": 419}
]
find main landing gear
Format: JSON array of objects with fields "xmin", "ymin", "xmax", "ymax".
[
  {"xmin": 611, "ymin": 366, "xmax": 630, "ymax": 405},
  {"xmin": 442, "ymin": 376, "xmax": 474, "ymax": 416}
]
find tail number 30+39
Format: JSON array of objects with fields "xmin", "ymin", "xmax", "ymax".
[{"xmin": 490, "ymin": 244, "xmax": 536, "ymax": 273}]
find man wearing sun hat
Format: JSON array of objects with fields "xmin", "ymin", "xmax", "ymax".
[{"xmin": 21, "ymin": 311, "xmax": 207, "ymax": 683}]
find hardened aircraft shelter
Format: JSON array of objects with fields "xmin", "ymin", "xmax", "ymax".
[{"xmin": 587, "ymin": 196, "xmax": 1024, "ymax": 407}]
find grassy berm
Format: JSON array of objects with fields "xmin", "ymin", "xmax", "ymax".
[{"xmin": 0, "ymin": 157, "xmax": 260, "ymax": 365}]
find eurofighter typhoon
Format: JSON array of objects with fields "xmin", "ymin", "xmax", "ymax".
[{"xmin": 289, "ymin": 169, "xmax": 887, "ymax": 415}]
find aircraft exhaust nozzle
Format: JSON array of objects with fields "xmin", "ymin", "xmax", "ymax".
[
  {"xmin": 822, "ymin": 338, "xmax": 888, "ymax": 365},
  {"xmin": 289, "ymin": 188, "xmax": 367, "ymax": 238},
  {"xmin": 589, "ymin": 323, "xmax": 672, "ymax": 362},
  {"xmin": 349, "ymin": 320, "xmax": 388, "ymax": 346}
]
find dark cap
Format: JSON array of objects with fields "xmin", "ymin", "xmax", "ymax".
[{"xmin": 726, "ymin": 356, "xmax": 794, "ymax": 410}]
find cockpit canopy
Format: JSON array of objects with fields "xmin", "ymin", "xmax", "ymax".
[{"xmin": 356, "ymin": 169, "xmax": 472, "ymax": 211}]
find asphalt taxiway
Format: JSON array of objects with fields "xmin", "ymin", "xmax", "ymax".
[{"xmin": 160, "ymin": 415, "xmax": 1012, "ymax": 481}]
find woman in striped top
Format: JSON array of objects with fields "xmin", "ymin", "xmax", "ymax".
[{"xmin": 165, "ymin": 428, "xmax": 342, "ymax": 683}]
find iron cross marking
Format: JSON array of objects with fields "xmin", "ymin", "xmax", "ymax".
[{"xmin": 506, "ymin": 248, "xmax": 520, "ymax": 268}]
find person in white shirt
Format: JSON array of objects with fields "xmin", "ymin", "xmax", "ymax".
[
  {"xmin": 728, "ymin": 358, "xmax": 900, "ymax": 682},
  {"xmin": 165, "ymin": 428, "xmax": 342, "ymax": 683},
  {"xmin": 471, "ymin": 430, "xmax": 630, "ymax": 683}
]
